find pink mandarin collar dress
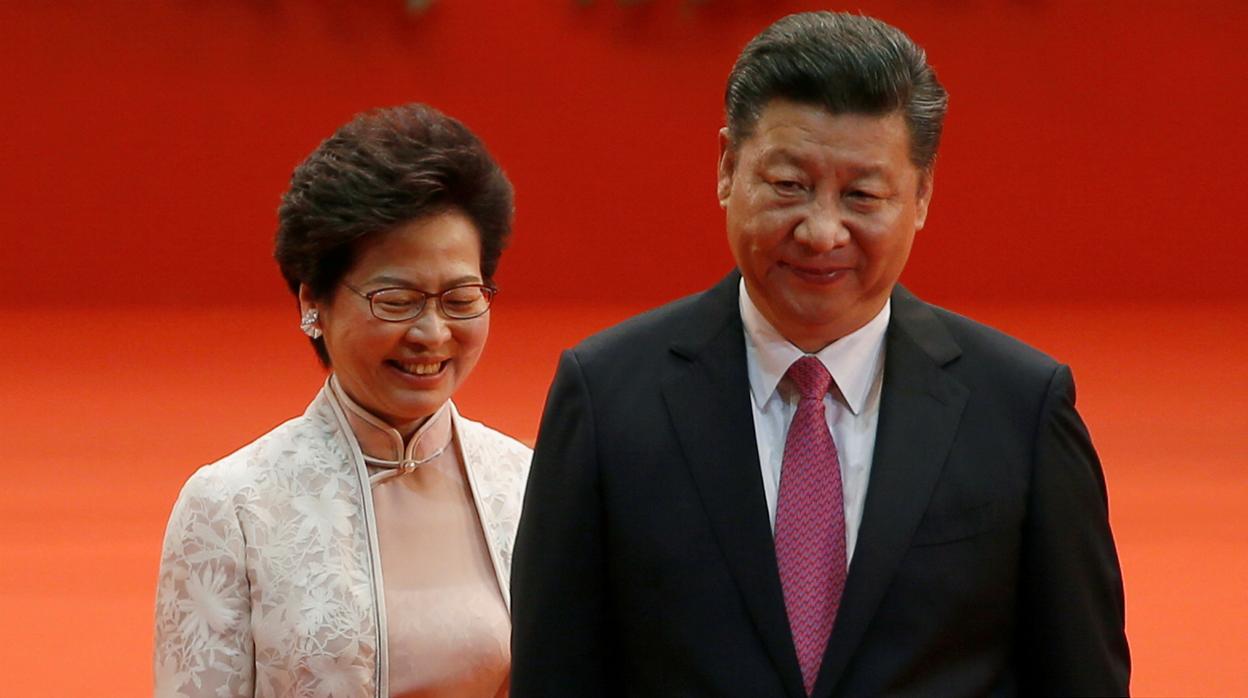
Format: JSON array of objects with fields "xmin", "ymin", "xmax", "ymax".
[{"xmin": 329, "ymin": 377, "xmax": 511, "ymax": 697}]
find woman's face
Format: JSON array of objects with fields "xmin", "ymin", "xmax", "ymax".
[{"xmin": 301, "ymin": 210, "xmax": 490, "ymax": 437}]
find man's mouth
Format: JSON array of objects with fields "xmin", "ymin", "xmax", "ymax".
[{"xmin": 780, "ymin": 261, "xmax": 850, "ymax": 283}]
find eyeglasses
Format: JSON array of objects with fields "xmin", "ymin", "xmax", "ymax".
[{"xmin": 341, "ymin": 283, "xmax": 497, "ymax": 322}]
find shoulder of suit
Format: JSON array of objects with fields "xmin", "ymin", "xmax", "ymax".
[
  {"xmin": 569, "ymin": 277, "xmax": 736, "ymax": 377},
  {"xmin": 577, "ymin": 290, "xmax": 707, "ymax": 352},
  {"xmin": 907, "ymin": 295, "xmax": 1066, "ymax": 385}
]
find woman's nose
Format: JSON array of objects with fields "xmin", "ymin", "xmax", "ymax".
[{"xmin": 403, "ymin": 306, "xmax": 452, "ymax": 345}]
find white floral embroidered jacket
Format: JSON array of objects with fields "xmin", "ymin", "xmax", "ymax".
[{"xmin": 153, "ymin": 384, "xmax": 531, "ymax": 697}]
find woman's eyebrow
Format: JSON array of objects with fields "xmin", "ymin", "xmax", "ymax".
[{"xmin": 365, "ymin": 274, "xmax": 482, "ymax": 288}]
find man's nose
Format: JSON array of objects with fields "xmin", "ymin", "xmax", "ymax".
[{"xmin": 794, "ymin": 199, "xmax": 849, "ymax": 252}]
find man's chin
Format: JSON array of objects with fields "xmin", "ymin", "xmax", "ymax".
[{"xmin": 771, "ymin": 298, "xmax": 880, "ymax": 345}]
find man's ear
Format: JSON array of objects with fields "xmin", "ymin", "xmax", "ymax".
[
  {"xmin": 716, "ymin": 127, "xmax": 736, "ymax": 208},
  {"xmin": 914, "ymin": 167, "xmax": 935, "ymax": 231}
]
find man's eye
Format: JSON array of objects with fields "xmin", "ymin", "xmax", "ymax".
[
  {"xmin": 770, "ymin": 180, "xmax": 805, "ymax": 195},
  {"xmin": 846, "ymin": 190, "xmax": 886, "ymax": 208}
]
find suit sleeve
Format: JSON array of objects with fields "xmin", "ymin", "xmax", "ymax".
[
  {"xmin": 153, "ymin": 469, "xmax": 255, "ymax": 697},
  {"xmin": 1017, "ymin": 365, "xmax": 1130, "ymax": 696},
  {"xmin": 511, "ymin": 349, "xmax": 613, "ymax": 696}
]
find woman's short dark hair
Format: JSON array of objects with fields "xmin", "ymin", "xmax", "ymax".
[
  {"xmin": 274, "ymin": 103, "xmax": 514, "ymax": 365},
  {"xmin": 725, "ymin": 11, "xmax": 948, "ymax": 170}
]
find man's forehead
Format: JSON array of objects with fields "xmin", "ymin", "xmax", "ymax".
[
  {"xmin": 741, "ymin": 107, "xmax": 911, "ymax": 164},
  {"xmin": 752, "ymin": 134, "xmax": 899, "ymax": 176}
]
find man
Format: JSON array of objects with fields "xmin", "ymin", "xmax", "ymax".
[{"xmin": 512, "ymin": 11, "xmax": 1129, "ymax": 697}]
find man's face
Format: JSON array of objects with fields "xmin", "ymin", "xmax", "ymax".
[{"xmin": 718, "ymin": 100, "xmax": 933, "ymax": 351}]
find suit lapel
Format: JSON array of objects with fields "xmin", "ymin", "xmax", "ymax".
[
  {"xmin": 814, "ymin": 287, "xmax": 969, "ymax": 697},
  {"xmin": 660, "ymin": 273, "xmax": 808, "ymax": 698}
]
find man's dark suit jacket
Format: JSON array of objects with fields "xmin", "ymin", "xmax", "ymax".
[{"xmin": 511, "ymin": 272, "xmax": 1129, "ymax": 697}]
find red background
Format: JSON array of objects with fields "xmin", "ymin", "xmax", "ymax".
[
  {"xmin": 4, "ymin": 1, "xmax": 1246, "ymax": 310},
  {"xmin": 3, "ymin": 3, "xmax": 1247, "ymax": 695}
]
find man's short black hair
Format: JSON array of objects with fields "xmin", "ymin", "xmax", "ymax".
[{"xmin": 725, "ymin": 12, "xmax": 948, "ymax": 170}]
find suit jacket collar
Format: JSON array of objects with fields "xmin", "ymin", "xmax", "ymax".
[
  {"xmin": 662, "ymin": 271, "xmax": 810, "ymax": 698},
  {"xmin": 667, "ymin": 274, "xmax": 959, "ymax": 371},
  {"xmin": 668, "ymin": 271, "xmax": 744, "ymax": 359},
  {"xmin": 813, "ymin": 285, "xmax": 969, "ymax": 697},
  {"xmin": 663, "ymin": 275, "xmax": 971, "ymax": 697},
  {"xmin": 739, "ymin": 278, "xmax": 891, "ymax": 417}
]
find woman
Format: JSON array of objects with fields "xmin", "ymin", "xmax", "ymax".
[{"xmin": 153, "ymin": 104, "xmax": 530, "ymax": 697}]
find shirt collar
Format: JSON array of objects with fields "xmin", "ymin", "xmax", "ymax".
[{"xmin": 738, "ymin": 278, "xmax": 890, "ymax": 415}]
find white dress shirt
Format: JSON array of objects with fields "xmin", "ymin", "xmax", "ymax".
[{"xmin": 739, "ymin": 279, "xmax": 889, "ymax": 564}]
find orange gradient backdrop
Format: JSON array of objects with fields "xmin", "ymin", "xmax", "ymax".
[{"xmin": 3, "ymin": 2, "xmax": 1247, "ymax": 696}]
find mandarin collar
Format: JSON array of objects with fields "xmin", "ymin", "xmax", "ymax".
[{"xmin": 327, "ymin": 374, "xmax": 454, "ymax": 485}]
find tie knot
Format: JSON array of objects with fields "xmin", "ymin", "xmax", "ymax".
[{"xmin": 786, "ymin": 356, "xmax": 831, "ymax": 400}]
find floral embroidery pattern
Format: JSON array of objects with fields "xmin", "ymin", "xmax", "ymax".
[{"xmin": 153, "ymin": 388, "xmax": 531, "ymax": 697}]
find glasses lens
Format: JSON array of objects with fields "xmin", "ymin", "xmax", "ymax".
[
  {"xmin": 440, "ymin": 285, "xmax": 492, "ymax": 319},
  {"xmin": 370, "ymin": 288, "xmax": 425, "ymax": 321}
]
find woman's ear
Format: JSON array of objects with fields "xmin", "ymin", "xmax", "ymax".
[
  {"xmin": 297, "ymin": 284, "xmax": 323, "ymax": 339},
  {"xmin": 297, "ymin": 283, "xmax": 316, "ymax": 316}
]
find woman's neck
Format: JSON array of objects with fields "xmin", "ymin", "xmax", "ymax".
[{"xmin": 328, "ymin": 374, "xmax": 451, "ymax": 464}]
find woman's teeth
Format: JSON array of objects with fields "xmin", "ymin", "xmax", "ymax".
[{"xmin": 396, "ymin": 361, "xmax": 444, "ymax": 375}]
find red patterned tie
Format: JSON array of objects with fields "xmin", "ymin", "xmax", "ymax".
[{"xmin": 774, "ymin": 356, "xmax": 847, "ymax": 695}]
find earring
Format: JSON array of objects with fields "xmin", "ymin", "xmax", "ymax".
[{"xmin": 300, "ymin": 309, "xmax": 322, "ymax": 339}]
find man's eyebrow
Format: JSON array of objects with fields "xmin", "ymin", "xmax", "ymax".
[
  {"xmin": 842, "ymin": 163, "xmax": 889, "ymax": 179},
  {"xmin": 760, "ymin": 149, "xmax": 807, "ymax": 166}
]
